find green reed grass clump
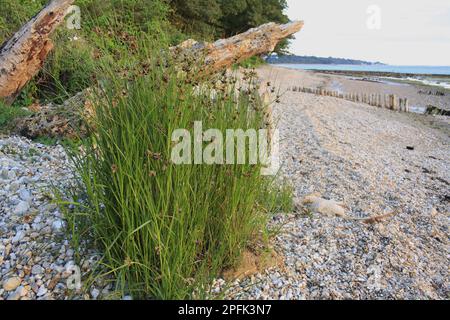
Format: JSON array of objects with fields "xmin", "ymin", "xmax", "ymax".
[{"xmin": 62, "ymin": 34, "xmax": 291, "ymax": 299}]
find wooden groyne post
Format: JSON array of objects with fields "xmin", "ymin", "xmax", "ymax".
[{"xmin": 291, "ymin": 86, "xmax": 410, "ymax": 113}]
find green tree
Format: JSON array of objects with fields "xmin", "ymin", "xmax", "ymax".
[
  {"xmin": 219, "ymin": 0, "xmax": 290, "ymax": 53},
  {"xmin": 169, "ymin": 0, "xmax": 291, "ymax": 53},
  {"xmin": 169, "ymin": 0, "xmax": 223, "ymax": 39},
  {"xmin": 0, "ymin": 0, "xmax": 48, "ymax": 43}
]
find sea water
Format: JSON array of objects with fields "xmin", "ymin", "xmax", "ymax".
[
  {"xmin": 274, "ymin": 64, "xmax": 450, "ymax": 75},
  {"xmin": 275, "ymin": 64, "xmax": 450, "ymax": 89}
]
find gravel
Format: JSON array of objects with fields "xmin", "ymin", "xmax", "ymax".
[
  {"xmin": 1, "ymin": 67, "xmax": 448, "ymax": 300},
  {"xmin": 0, "ymin": 136, "xmax": 104, "ymax": 300},
  {"xmin": 219, "ymin": 78, "xmax": 449, "ymax": 300}
]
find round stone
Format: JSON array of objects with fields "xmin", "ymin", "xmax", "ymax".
[
  {"xmin": 51, "ymin": 220, "xmax": 64, "ymax": 232},
  {"xmin": 19, "ymin": 189, "xmax": 32, "ymax": 202},
  {"xmin": 13, "ymin": 201, "xmax": 30, "ymax": 215},
  {"xmin": 3, "ymin": 277, "xmax": 21, "ymax": 291},
  {"xmin": 37, "ymin": 286, "xmax": 48, "ymax": 297},
  {"xmin": 12, "ymin": 230, "xmax": 26, "ymax": 243}
]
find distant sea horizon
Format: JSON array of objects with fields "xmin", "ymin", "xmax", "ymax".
[{"xmin": 273, "ymin": 63, "xmax": 450, "ymax": 76}]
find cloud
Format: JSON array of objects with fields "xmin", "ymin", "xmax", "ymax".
[{"xmin": 286, "ymin": 0, "xmax": 450, "ymax": 65}]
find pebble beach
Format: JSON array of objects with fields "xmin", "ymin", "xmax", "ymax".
[
  {"xmin": 223, "ymin": 66, "xmax": 449, "ymax": 300},
  {"xmin": 1, "ymin": 65, "xmax": 449, "ymax": 300},
  {"xmin": 0, "ymin": 137, "xmax": 105, "ymax": 300}
]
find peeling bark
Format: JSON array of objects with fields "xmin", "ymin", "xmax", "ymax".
[
  {"xmin": 0, "ymin": 0, "xmax": 74, "ymax": 104},
  {"xmin": 171, "ymin": 21, "xmax": 304, "ymax": 74}
]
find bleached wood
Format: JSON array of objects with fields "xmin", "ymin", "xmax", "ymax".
[{"xmin": 0, "ymin": 0, "xmax": 74, "ymax": 104}]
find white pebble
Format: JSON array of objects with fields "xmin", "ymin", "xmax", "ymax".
[
  {"xmin": 52, "ymin": 220, "xmax": 64, "ymax": 232},
  {"xmin": 19, "ymin": 189, "xmax": 32, "ymax": 202},
  {"xmin": 37, "ymin": 286, "xmax": 48, "ymax": 297},
  {"xmin": 12, "ymin": 231, "xmax": 26, "ymax": 243},
  {"xmin": 13, "ymin": 201, "xmax": 30, "ymax": 215}
]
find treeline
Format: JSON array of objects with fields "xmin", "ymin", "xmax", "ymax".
[
  {"xmin": 267, "ymin": 55, "xmax": 384, "ymax": 65},
  {"xmin": 169, "ymin": 0, "xmax": 290, "ymax": 51},
  {"xmin": 1, "ymin": 0, "xmax": 290, "ymax": 51}
]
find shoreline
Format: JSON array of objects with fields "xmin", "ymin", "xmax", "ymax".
[
  {"xmin": 269, "ymin": 63, "xmax": 450, "ymax": 79},
  {"xmin": 262, "ymin": 65, "xmax": 450, "ymax": 113}
]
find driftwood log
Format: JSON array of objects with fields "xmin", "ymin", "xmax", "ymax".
[
  {"xmin": 171, "ymin": 21, "xmax": 304, "ymax": 75},
  {"xmin": 0, "ymin": 0, "xmax": 74, "ymax": 105}
]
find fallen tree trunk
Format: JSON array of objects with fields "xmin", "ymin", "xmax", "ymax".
[
  {"xmin": 171, "ymin": 21, "xmax": 304, "ymax": 74},
  {"xmin": 1, "ymin": 11, "xmax": 302, "ymax": 106},
  {"xmin": 10, "ymin": 21, "xmax": 303, "ymax": 139},
  {"xmin": 0, "ymin": 0, "xmax": 74, "ymax": 105}
]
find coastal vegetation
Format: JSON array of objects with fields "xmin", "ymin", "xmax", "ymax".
[{"xmin": 63, "ymin": 47, "xmax": 293, "ymax": 298}]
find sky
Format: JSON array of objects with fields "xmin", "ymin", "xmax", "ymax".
[{"xmin": 286, "ymin": 0, "xmax": 450, "ymax": 66}]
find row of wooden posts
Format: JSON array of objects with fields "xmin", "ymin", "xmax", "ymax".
[{"xmin": 290, "ymin": 86, "xmax": 410, "ymax": 112}]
